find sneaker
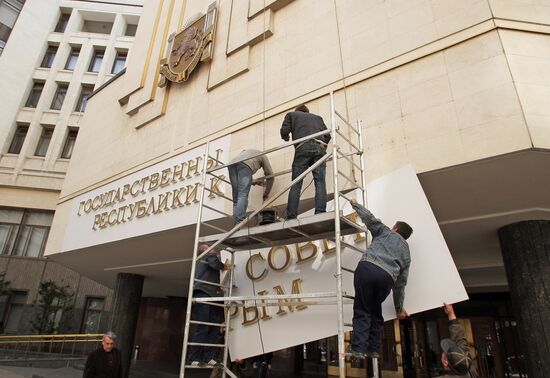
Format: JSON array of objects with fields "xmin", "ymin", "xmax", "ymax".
[
  {"xmin": 350, "ymin": 349, "xmax": 366, "ymax": 359},
  {"xmin": 206, "ymin": 359, "xmax": 219, "ymax": 366},
  {"xmin": 366, "ymin": 351, "xmax": 380, "ymax": 359},
  {"xmin": 189, "ymin": 361, "xmax": 202, "ymax": 367}
]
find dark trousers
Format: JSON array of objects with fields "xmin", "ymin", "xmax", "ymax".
[
  {"xmin": 187, "ymin": 291, "xmax": 224, "ymax": 362},
  {"xmin": 286, "ymin": 140, "xmax": 327, "ymax": 219},
  {"xmin": 351, "ymin": 261, "xmax": 394, "ymax": 354}
]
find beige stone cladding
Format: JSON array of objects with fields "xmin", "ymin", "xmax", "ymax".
[{"xmin": 47, "ymin": 0, "xmax": 550, "ymax": 257}]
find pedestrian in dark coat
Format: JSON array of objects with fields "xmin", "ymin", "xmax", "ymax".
[{"xmin": 83, "ymin": 332, "xmax": 122, "ymax": 378}]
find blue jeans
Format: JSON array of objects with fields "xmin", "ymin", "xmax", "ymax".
[
  {"xmin": 228, "ymin": 162, "xmax": 253, "ymax": 223},
  {"xmin": 351, "ymin": 261, "xmax": 394, "ymax": 354},
  {"xmin": 187, "ymin": 291, "xmax": 224, "ymax": 362},
  {"xmin": 286, "ymin": 140, "xmax": 327, "ymax": 219}
]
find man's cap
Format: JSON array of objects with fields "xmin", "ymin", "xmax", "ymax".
[{"xmin": 440, "ymin": 338, "xmax": 471, "ymax": 375}]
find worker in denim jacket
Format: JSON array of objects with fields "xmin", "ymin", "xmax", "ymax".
[{"xmin": 349, "ymin": 198, "xmax": 413, "ymax": 358}]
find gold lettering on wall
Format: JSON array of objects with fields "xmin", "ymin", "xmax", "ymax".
[
  {"xmin": 295, "ymin": 242, "xmax": 318, "ymax": 263},
  {"xmin": 79, "ymin": 149, "xmax": 227, "ymax": 231},
  {"xmin": 268, "ymin": 246, "xmax": 292, "ymax": 272},
  {"xmin": 246, "ymin": 253, "xmax": 268, "ymax": 281}
]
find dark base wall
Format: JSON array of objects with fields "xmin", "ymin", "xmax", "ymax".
[
  {"xmin": 133, "ymin": 297, "xmax": 187, "ymax": 363},
  {"xmin": 0, "ymin": 255, "xmax": 113, "ymax": 335}
]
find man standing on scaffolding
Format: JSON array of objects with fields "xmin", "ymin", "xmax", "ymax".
[
  {"xmin": 280, "ymin": 104, "xmax": 331, "ymax": 219},
  {"xmin": 228, "ymin": 149, "xmax": 274, "ymax": 223},
  {"xmin": 349, "ymin": 198, "xmax": 413, "ymax": 358}
]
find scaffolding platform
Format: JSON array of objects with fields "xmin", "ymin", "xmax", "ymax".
[{"xmin": 199, "ymin": 211, "xmax": 363, "ymax": 250}]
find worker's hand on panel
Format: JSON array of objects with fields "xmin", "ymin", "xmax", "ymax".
[
  {"xmin": 224, "ymin": 261, "xmax": 234, "ymax": 270},
  {"xmin": 253, "ymin": 180, "xmax": 266, "ymax": 187},
  {"xmin": 396, "ymin": 310, "xmax": 409, "ymax": 319},
  {"xmin": 443, "ymin": 303, "xmax": 456, "ymax": 320},
  {"xmin": 350, "ymin": 198, "xmax": 358, "ymax": 205}
]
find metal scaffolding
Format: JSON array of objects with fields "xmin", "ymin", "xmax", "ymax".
[{"xmin": 179, "ymin": 91, "xmax": 378, "ymax": 378}]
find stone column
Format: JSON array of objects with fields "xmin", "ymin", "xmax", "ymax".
[
  {"xmin": 110, "ymin": 273, "xmax": 144, "ymax": 378},
  {"xmin": 498, "ymin": 220, "xmax": 550, "ymax": 378}
]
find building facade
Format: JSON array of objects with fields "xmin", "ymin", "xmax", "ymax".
[
  {"xmin": 0, "ymin": 0, "xmax": 26, "ymax": 55},
  {"xmin": 0, "ymin": 0, "xmax": 142, "ymax": 335},
  {"xmin": 27, "ymin": 0, "xmax": 550, "ymax": 377}
]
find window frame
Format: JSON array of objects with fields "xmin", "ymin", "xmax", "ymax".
[
  {"xmin": 50, "ymin": 83, "xmax": 68, "ymax": 110},
  {"xmin": 3, "ymin": 290, "xmax": 29, "ymax": 334},
  {"xmin": 80, "ymin": 296, "xmax": 106, "ymax": 334},
  {"xmin": 25, "ymin": 81, "xmax": 44, "ymax": 108},
  {"xmin": 74, "ymin": 85, "xmax": 93, "ymax": 113},
  {"xmin": 34, "ymin": 125, "xmax": 55, "ymax": 157},
  {"xmin": 111, "ymin": 50, "xmax": 127, "ymax": 74},
  {"xmin": 88, "ymin": 49, "xmax": 105, "ymax": 73},
  {"xmin": 40, "ymin": 45, "xmax": 58, "ymax": 68},
  {"xmin": 60, "ymin": 128, "xmax": 78, "ymax": 159},
  {"xmin": 64, "ymin": 47, "xmax": 80, "ymax": 70},
  {"xmin": 54, "ymin": 13, "xmax": 70, "ymax": 33},
  {"xmin": 0, "ymin": 208, "xmax": 53, "ymax": 259},
  {"xmin": 7, "ymin": 123, "xmax": 29, "ymax": 154}
]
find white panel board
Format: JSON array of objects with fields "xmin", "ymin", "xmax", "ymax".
[{"xmin": 227, "ymin": 165, "xmax": 467, "ymax": 360}]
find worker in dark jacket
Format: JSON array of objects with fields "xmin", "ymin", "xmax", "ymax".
[
  {"xmin": 349, "ymin": 199, "xmax": 412, "ymax": 358},
  {"xmin": 83, "ymin": 332, "xmax": 122, "ymax": 378},
  {"xmin": 187, "ymin": 244, "xmax": 232, "ymax": 366},
  {"xmin": 436, "ymin": 303, "xmax": 478, "ymax": 377},
  {"xmin": 280, "ymin": 104, "xmax": 331, "ymax": 219}
]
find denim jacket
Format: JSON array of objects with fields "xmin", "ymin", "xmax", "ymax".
[
  {"xmin": 352, "ymin": 202, "xmax": 411, "ymax": 312},
  {"xmin": 193, "ymin": 252, "xmax": 225, "ymax": 297}
]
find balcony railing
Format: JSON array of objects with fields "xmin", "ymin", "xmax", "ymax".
[{"xmin": 0, "ymin": 334, "xmax": 102, "ymax": 361}]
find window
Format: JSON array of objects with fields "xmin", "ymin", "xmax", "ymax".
[
  {"xmin": 125, "ymin": 24, "xmax": 137, "ymax": 37},
  {"xmin": 1, "ymin": 208, "xmax": 53, "ymax": 258},
  {"xmin": 12, "ymin": 211, "xmax": 54, "ymax": 258},
  {"xmin": 41, "ymin": 45, "xmax": 58, "ymax": 68},
  {"xmin": 50, "ymin": 83, "xmax": 68, "ymax": 110},
  {"xmin": 54, "ymin": 13, "xmax": 70, "ymax": 33},
  {"xmin": 81, "ymin": 297, "xmax": 105, "ymax": 334},
  {"xmin": 60, "ymin": 128, "xmax": 78, "ymax": 159},
  {"xmin": 64, "ymin": 47, "xmax": 80, "ymax": 70},
  {"xmin": 25, "ymin": 82, "xmax": 44, "ymax": 108},
  {"xmin": 111, "ymin": 50, "xmax": 127, "ymax": 74},
  {"xmin": 82, "ymin": 21, "xmax": 113, "ymax": 34},
  {"xmin": 0, "ymin": 208, "xmax": 23, "ymax": 255},
  {"xmin": 3, "ymin": 291, "xmax": 28, "ymax": 333},
  {"xmin": 75, "ymin": 85, "xmax": 93, "ymax": 112},
  {"xmin": 35, "ymin": 126, "xmax": 54, "ymax": 157},
  {"xmin": 7, "ymin": 124, "xmax": 29, "ymax": 154},
  {"xmin": 88, "ymin": 49, "xmax": 104, "ymax": 73}
]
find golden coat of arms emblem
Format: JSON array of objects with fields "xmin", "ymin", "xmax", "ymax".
[{"xmin": 159, "ymin": 3, "xmax": 217, "ymax": 87}]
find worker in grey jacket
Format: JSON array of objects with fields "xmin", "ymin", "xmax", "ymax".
[
  {"xmin": 349, "ymin": 199, "xmax": 413, "ymax": 358},
  {"xmin": 436, "ymin": 303, "xmax": 478, "ymax": 377},
  {"xmin": 228, "ymin": 149, "xmax": 274, "ymax": 223}
]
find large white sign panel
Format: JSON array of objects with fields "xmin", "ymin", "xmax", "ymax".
[
  {"xmin": 227, "ymin": 165, "xmax": 467, "ymax": 360},
  {"xmin": 62, "ymin": 136, "xmax": 230, "ymax": 252}
]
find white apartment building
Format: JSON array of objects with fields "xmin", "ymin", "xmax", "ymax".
[{"xmin": 0, "ymin": 0, "xmax": 142, "ymax": 335}]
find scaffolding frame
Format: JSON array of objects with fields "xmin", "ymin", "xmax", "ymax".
[{"xmin": 179, "ymin": 92, "xmax": 377, "ymax": 378}]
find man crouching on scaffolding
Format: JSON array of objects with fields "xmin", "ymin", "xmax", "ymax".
[
  {"xmin": 228, "ymin": 149, "xmax": 274, "ymax": 224},
  {"xmin": 280, "ymin": 104, "xmax": 331, "ymax": 219},
  {"xmin": 348, "ymin": 198, "xmax": 413, "ymax": 359}
]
